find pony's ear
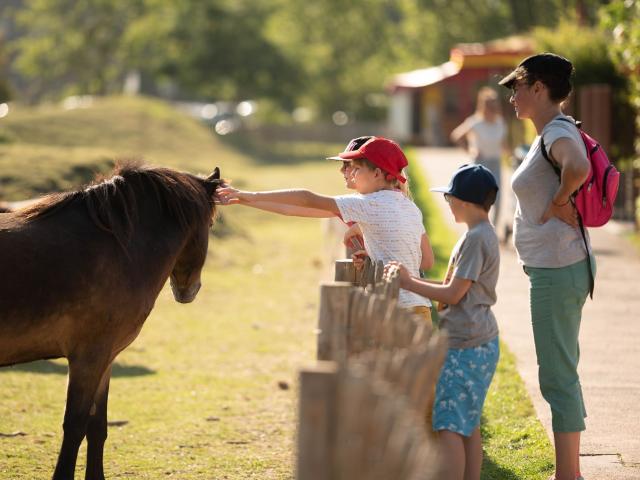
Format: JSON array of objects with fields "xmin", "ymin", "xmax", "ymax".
[
  {"xmin": 206, "ymin": 167, "xmax": 221, "ymax": 182},
  {"xmin": 204, "ymin": 167, "xmax": 224, "ymax": 197}
]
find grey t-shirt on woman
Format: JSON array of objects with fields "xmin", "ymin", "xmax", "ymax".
[{"xmin": 510, "ymin": 115, "xmax": 590, "ymax": 268}]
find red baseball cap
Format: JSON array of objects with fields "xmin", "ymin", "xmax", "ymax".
[{"xmin": 338, "ymin": 137, "xmax": 408, "ymax": 183}]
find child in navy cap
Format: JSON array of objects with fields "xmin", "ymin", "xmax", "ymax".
[{"xmin": 386, "ymin": 163, "xmax": 500, "ymax": 480}]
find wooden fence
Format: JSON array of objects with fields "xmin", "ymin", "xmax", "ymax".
[{"xmin": 296, "ymin": 258, "xmax": 448, "ymax": 480}]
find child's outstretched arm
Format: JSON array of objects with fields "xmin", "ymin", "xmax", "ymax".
[
  {"xmin": 231, "ymin": 199, "xmax": 335, "ymax": 218},
  {"xmin": 218, "ymin": 186, "xmax": 340, "ymax": 215},
  {"xmin": 385, "ymin": 261, "xmax": 471, "ymax": 305}
]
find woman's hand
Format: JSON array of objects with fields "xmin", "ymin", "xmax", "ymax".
[
  {"xmin": 541, "ymin": 137, "xmax": 590, "ymax": 228},
  {"xmin": 216, "ymin": 186, "xmax": 253, "ymax": 206},
  {"xmin": 540, "ymin": 198, "xmax": 579, "ymax": 227}
]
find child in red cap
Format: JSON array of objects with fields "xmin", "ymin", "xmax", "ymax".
[{"xmin": 217, "ymin": 136, "xmax": 434, "ymax": 320}]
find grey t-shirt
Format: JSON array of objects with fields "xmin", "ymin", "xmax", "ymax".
[
  {"xmin": 510, "ymin": 115, "xmax": 590, "ymax": 268},
  {"xmin": 438, "ymin": 221, "xmax": 499, "ymax": 349}
]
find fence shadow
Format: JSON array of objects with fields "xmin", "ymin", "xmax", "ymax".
[
  {"xmin": 1, "ymin": 360, "xmax": 155, "ymax": 377},
  {"xmin": 479, "ymin": 414, "xmax": 537, "ymax": 480},
  {"xmin": 481, "ymin": 456, "xmax": 521, "ymax": 480}
]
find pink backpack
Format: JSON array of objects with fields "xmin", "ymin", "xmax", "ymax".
[
  {"xmin": 541, "ymin": 118, "xmax": 620, "ymax": 298},
  {"xmin": 540, "ymin": 118, "xmax": 620, "ymax": 227}
]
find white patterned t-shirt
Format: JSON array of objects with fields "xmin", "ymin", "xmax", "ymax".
[{"xmin": 335, "ymin": 190, "xmax": 431, "ymax": 308}]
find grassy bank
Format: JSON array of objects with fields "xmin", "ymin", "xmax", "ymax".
[{"xmin": 1, "ymin": 97, "xmax": 552, "ymax": 478}]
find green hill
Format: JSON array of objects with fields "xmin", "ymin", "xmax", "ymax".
[{"xmin": 0, "ymin": 96, "xmax": 246, "ymax": 199}]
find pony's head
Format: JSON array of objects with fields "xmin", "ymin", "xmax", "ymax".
[{"xmin": 170, "ymin": 167, "xmax": 223, "ymax": 303}]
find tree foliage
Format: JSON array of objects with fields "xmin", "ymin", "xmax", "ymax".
[
  {"xmin": 3, "ymin": 0, "xmax": 620, "ymax": 116},
  {"xmin": 0, "ymin": 37, "xmax": 11, "ymax": 102},
  {"xmin": 10, "ymin": 0, "xmax": 302, "ymax": 104},
  {"xmin": 534, "ymin": 20, "xmax": 625, "ymax": 88},
  {"xmin": 268, "ymin": 0, "xmax": 439, "ymax": 118},
  {"xmin": 13, "ymin": 0, "xmax": 144, "ymax": 98},
  {"xmin": 124, "ymin": 0, "xmax": 303, "ymax": 106},
  {"xmin": 601, "ymin": 0, "xmax": 640, "ymax": 108}
]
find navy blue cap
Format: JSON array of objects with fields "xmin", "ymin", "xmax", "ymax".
[{"xmin": 431, "ymin": 164, "xmax": 498, "ymax": 205}]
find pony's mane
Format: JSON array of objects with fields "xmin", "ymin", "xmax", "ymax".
[{"xmin": 19, "ymin": 161, "xmax": 216, "ymax": 249}]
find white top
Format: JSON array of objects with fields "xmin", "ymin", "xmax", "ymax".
[
  {"xmin": 335, "ymin": 190, "xmax": 430, "ymax": 308},
  {"xmin": 460, "ymin": 115, "xmax": 506, "ymax": 160},
  {"xmin": 511, "ymin": 115, "xmax": 590, "ymax": 267}
]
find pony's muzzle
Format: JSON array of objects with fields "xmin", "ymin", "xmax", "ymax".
[{"xmin": 170, "ymin": 278, "xmax": 201, "ymax": 303}]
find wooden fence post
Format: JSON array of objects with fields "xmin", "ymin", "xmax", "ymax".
[
  {"xmin": 334, "ymin": 259, "xmax": 356, "ymax": 283},
  {"xmin": 296, "ymin": 362, "xmax": 339, "ymax": 480},
  {"xmin": 317, "ymin": 282, "xmax": 353, "ymax": 362}
]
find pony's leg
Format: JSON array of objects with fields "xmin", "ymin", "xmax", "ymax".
[
  {"xmin": 52, "ymin": 357, "xmax": 109, "ymax": 480},
  {"xmin": 84, "ymin": 364, "xmax": 113, "ymax": 480}
]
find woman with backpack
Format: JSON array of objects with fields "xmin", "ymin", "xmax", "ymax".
[{"xmin": 499, "ymin": 53, "xmax": 592, "ymax": 480}]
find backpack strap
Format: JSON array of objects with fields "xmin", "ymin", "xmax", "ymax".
[
  {"xmin": 540, "ymin": 119, "xmax": 595, "ymax": 299},
  {"xmin": 539, "ymin": 135, "xmax": 561, "ymax": 176},
  {"xmin": 577, "ymin": 213, "xmax": 595, "ymax": 299}
]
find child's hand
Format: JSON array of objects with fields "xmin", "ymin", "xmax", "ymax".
[
  {"xmin": 351, "ymin": 249, "xmax": 368, "ymax": 271},
  {"xmin": 343, "ymin": 223, "xmax": 364, "ymax": 249},
  {"xmin": 217, "ymin": 186, "xmax": 253, "ymax": 206},
  {"xmin": 384, "ymin": 261, "xmax": 411, "ymax": 288}
]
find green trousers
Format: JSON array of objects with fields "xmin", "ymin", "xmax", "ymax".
[{"xmin": 524, "ymin": 256, "xmax": 594, "ymax": 432}]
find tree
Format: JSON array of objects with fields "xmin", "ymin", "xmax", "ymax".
[
  {"xmin": 12, "ymin": 0, "xmax": 144, "ymax": 99},
  {"xmin": 268, "ymin": 0, "xmax": 440, "ymax": 119},
  {"xmin": 9, "ymin": 0, "xmax": 302, "ymax": 105},
  {"xmin": 144, "ymin": 0, "xmax": 303, "ymax": 106},
  {"xmin": 417, "ymin": 0, "xmax": 611, "ymax": 61},
  {"xmin": 0, "ymin": 36, "xmax": 11, "ymax": 103},
  {"xmin": 601, "ymin": 1, "xmax": 640, "ymax": 111},
  {"xmin": 601, "ymin": 0, "xmax": 640, "ymax": 226}
]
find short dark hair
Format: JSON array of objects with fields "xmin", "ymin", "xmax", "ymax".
[
  {"xmin": 519, "ymin": 67, "xmax": 573, "ymax": 103},
  {"xmin": 481, "ymin": 187, "xmax": 498, "ymax": 212}
]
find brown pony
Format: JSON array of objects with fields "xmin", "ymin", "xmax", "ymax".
[{"xmin": 0, "ymin": 161, "xmax": 223, "ymax": 480}]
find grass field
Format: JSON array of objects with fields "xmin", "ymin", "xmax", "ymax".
[{"xmin": 0, "ymin": 96, "xmax": 553, "ymax": 479}]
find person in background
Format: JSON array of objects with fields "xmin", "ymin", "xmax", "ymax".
[
  {"xmin": 450, "ymin": 87, "xmax": 507, "ymax": 226},
  {"xmin": 499, "ymin": 52, "xmax": 591, "ymax": 480},
  {"xmin": 386, "ymin": 164, "xmax": 500, "ymax": 480}
]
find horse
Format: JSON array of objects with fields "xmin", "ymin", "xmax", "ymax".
[{"xmin": 0, "ymin": 161, "xmax": 223, "ymax": 480}]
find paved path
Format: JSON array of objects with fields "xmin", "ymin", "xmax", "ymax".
[{"xmin": 416, "ymin": 147, "xmax": 640, "ymax": 480}]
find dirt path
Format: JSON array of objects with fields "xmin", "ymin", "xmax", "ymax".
[{"xmin": 416, "ymin": 147, "xmax": 640, "ymax": 480}]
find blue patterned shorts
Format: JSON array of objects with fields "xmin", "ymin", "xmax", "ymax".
[{"xmin": 432, "ymin": 337, "xmax": 500, "ymax": 436}]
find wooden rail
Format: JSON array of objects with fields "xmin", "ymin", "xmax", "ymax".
[{"xmin": 295, "ymin": 259, "xmax": 448, "ymax": 480}]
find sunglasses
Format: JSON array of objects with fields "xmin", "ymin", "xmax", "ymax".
[{"xmin": 340, "ymin": 161, "xmax": 355, "ymax": 172}]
